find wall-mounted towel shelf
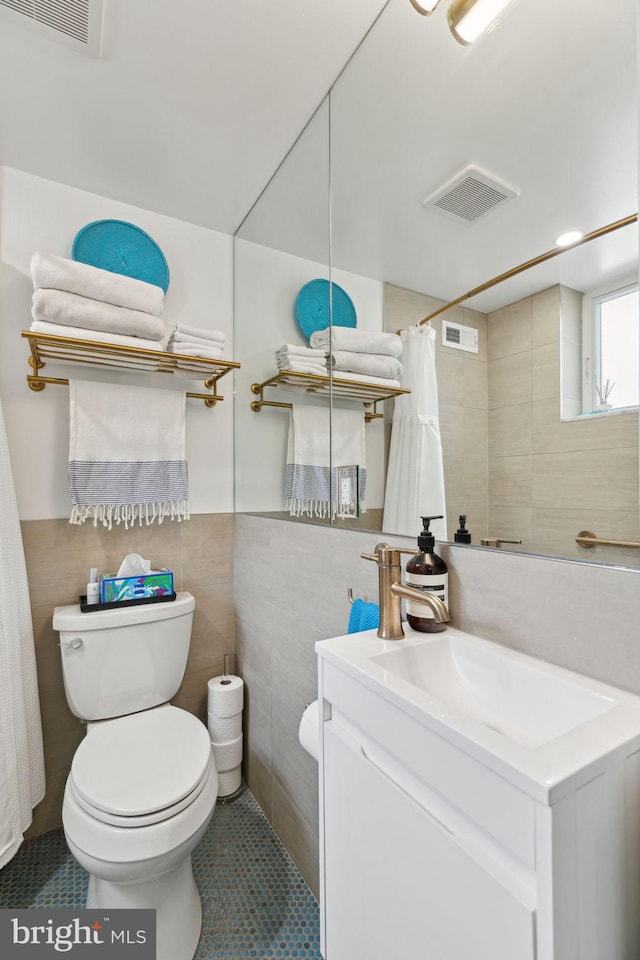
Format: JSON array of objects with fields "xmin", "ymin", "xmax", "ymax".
[
  {"xmin": 250, "ymin": 370, "xmax": 410, "ymax": 422},
  {"xmin": 21, "ymin": 331, "xmax": 240, "ymax": 408}
]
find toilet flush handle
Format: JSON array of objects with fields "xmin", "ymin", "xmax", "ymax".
[{"xmin": 59, "ymin": 637, "xmax": 83, "ymax": 650}]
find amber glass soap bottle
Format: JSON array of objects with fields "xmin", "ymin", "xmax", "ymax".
[{"xmin": 405, "ymin": 515, "xmax": 448, "ymax": 633}]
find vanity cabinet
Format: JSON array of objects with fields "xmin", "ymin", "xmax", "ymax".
[
  {"xmin": 317, "ymin": 643, "xmax": 640, "ymax": 960},
  {"xmin": 322, "ymin": 720, "xmax": 535, "ymax": 960}
]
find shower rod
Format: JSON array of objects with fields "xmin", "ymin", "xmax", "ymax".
[{"xmin": 414, "ymin": 213, "xmax": 638, "ymax": 328}]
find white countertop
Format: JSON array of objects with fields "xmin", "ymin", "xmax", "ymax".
[{"xmin": 316, "ymin": 626, "xmax": 640, "ymax": 802}]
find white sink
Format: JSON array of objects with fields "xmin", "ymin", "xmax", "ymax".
[
  {"xmin": 316, "ymin": 626, "xmax": 640, "ymax": 796},
  {"xmin": 370, "ymin": 634, "xmax": 615, "ymax": 748}
]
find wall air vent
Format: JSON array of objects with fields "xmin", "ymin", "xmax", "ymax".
[
  {"xmin": 0, "ymin": 0, "xmax": 104, "ymax": 57},
  {"xmin": 422, "ymin": 165, "xmax": 518, "ymax": 225},
  {"xmin": 442, "ymin": 320, "xmax": 479, "ymax": 353}
]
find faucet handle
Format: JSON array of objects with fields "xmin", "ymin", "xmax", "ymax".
[
  {"xmin": 361, "ymin": 543, "xmax": 406, "ymax": 565},
  {"xmin": 361, "ymin": 542, "xmax": 417, "ymax": 564}
]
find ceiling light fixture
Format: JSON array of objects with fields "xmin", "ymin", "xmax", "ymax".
[
  {"xmin": 409, "ymin": 0, "xmax": 442, "ymax": 14},
  {"xmin": 555, "ymin": 230, "xmax": 585, "ymax": 248},
  {"xmin": 447, "ymin": 0, "xmax": 517, "ymax": 45}
]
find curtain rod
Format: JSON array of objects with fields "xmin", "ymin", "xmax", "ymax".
[{"xmin": 415, "ymin": 213, "xmax": 638, "ymax": 328}]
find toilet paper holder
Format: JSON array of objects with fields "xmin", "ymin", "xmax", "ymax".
[{"xmin": 220, "ymin": 652, "xmax": 233, "ymax": 685}]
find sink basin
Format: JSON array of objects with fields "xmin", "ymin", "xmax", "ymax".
[{"xmin": 370, "ymin": 634, "xmax": 616, "ymax": 749}]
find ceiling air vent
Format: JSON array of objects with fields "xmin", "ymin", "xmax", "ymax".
[
  {"xmin": 0, "ymin": 0, "xmax": 104, "ymax": 57},
  {"xmin": 422, "ymin": 165, "xmax": 518, "ymax": 225}
]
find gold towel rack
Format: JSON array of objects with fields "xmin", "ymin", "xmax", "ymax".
[
  {"xmin": 250, "ymin": 370, "xmax": 410, "ymax": 423},
  {"xmin": 22, "ymin": 331, "xmax": 240, "ymax": 408},
  {"xmin": 576, "ymin": 530, "xmax": 640, "ymax": 550}
]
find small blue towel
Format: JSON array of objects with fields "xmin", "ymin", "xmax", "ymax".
[{"xmin": 348, "ymin": 598, "xmax": 380, "ymax": 634}]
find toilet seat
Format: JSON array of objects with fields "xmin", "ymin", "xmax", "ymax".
[{"xmin": 70, "ymin": 705, "xmax": 213, "ymax": 827}]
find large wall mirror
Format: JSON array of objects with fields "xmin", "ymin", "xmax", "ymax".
[{"xmin": 234, "ymin": 0, "xmax": 639, "ymax": 568}]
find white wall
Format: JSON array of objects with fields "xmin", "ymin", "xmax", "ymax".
[
  {"xmin": 234, "ymin": 237, "xmax": 385, "ymax": 514},
  {"xmin": 0, "ymin": 166, "xmax": 234, "ymax": 520}
]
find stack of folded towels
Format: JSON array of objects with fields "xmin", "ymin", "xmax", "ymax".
[
  {"xmin": 30, "ymin": 252, "xmax": 167, "ymax": 350},
  {"xmin": 275, "ymin": 344, "xmax": 327, "ymax": 376},
  {"xmin": 167, "ymin": 324, "xmax": 225, "ymax": 359},
  {"xmin": 309, "ymin": 327, "xmax": 403, "ymax": 387}
]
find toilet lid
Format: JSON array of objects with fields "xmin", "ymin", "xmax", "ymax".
[{"xmin": 71, "ymin": 706, "xmax": 212, "ymax": 819}]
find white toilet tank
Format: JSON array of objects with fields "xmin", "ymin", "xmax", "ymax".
[{"xmin": 53, "ymin": 591, "xmax": 195, "ymax": 721}]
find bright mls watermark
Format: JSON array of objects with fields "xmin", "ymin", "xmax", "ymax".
[{"xmin": 0, "ymin": 909, "xmax": 155, "ymax": 957}]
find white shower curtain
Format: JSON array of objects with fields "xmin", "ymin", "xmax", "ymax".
[
  {"xmin": 0, "ymin": 396, "xmax": 45, "ymax": 867},
  {"xmin": 383, "ymin": 323, "xmax": 447, "ymax": 540}
]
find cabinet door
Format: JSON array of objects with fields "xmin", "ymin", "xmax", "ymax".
[{"xmin": 322, "ymin": 721, "xmax": 536, "ymax": 960}]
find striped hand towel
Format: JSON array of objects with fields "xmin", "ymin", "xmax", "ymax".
[
  {"xmin": 68, "ymin": 379, "xmax": 188, "ymax": 529},
  {"xmin": 286, "ymin": 405, "xmax": 366, "ymax": 519}
]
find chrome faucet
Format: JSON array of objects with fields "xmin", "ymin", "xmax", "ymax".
[{"xmin": 361, "ymin": 542, "xmax": 450, "ymax": 641}]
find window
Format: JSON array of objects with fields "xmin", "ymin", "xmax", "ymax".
[{"xmin": 582, "ymin": 278, "xmax": 639, "ymax": 413}]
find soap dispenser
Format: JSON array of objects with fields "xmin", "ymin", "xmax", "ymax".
[
  {"xmin": 405, "ymin": 515, "xmax": 448, "ymax": 633},
  {"xmin": 454, "ymin": 514, "xmax": 471, "ymax": 544}
]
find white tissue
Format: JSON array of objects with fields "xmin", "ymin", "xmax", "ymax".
[
  {"xmin": 298, "ymin": 700, "xmax": 320, "ymax": 761},
  {"xmin": 218, "ymin": 766, "xmax": 242, "ymax": 797},
  {"xmin": 211, "ymin": 734, "xmax": 243, "ymax": 772},
  {"xmin": 116, "ymin": 553, "xmax": 151, "ymax": 577},
  {"xmin": 208, "ymin": 712, "xmax": 242, "ymax": 742},
  {"xmin": 207, "ymin": 675, "xmax": 244, "ymax": 717}
]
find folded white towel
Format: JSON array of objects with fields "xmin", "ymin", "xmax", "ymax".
[
  {"xmin": 310, "ymin": 327, "xmax": 403, "ymax": 359},
  {"xmin": 32, "ymin": 289, "xmax": 166, "ymax": 341},
  {"xmin": 331, "ymin": 371, "xmax": 401, "ymax": 389},
  {"xmin": 277, "ymin": 360, "xmax": 327, "ymax": 376},
  {"xmin": 329, "ymin": 351, "xmax": 403, "ymax": 380},
  {"xmin": 167, "ymin": 343, "xmax": 224, "ymax": 359},
  {"xmin": 171, "ymin": 361, "xmax": 220, "ymax": 380},
  {"xmin": 276, "ymin": 344, "xmax": 325, "ymax": 361},
  {"xmin": 31, "ymin": 252, "xmax": 165, "ymax": 316},
  {"xmin": 287, "ymin": 406, "xmax": 366, "ymax": 519},
  {"xmin": 170, "ymin": 331, "xmax": 225, "ymax": 350},
  {"xmin": 173, "ymin": 323, "xmax": 226, "ymax": 343},
  {"xmin": 68, "ymin": 379, "xmax": 188, "ymax": 530},
  {"xmin": 30, "ymin": 319, "xmax": 166, "ymax": 353}
]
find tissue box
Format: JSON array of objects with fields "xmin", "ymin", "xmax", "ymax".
[{"xmin": 100, "ymin": 570, "xmax": 174, "ymax": 604}]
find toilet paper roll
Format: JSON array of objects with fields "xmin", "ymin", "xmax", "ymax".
[
  {"xmin": 218, "ymin": 765, "xmax": 242, "ymax": 797},
  {"xmin": 298, "ymin": 700, "xmax": 320, "ymax": 762},
  {"xmin": 207, "ymin": 674, "xmax": 244, "ymax": 718},
  {"xmin": 208, "ymin": 711, "xmax": 242, "ymax": 743},
  {"xmin": 212, "ymin": 734, "xmax": 243, "ymax": 772}
]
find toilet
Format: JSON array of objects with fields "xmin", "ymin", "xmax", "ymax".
[{"xmin": 53, "ymin": 591, "xmax": 217, "ymax": 960}]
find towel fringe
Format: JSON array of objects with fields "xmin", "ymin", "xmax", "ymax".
[
  {"xmin": 287, "ymin": 497, "xmax": 366, "ymax": 520},
  {"xmin": 70, "ymin": 500, "xmax": 190, "ymax": 531}
]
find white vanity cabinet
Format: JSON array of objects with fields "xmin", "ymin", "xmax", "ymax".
[{"xmin": 316, "ymin": 630, "xmax": 640, "ymax": 960}]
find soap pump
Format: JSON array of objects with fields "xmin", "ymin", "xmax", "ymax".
[
  {"xmin": 454, "ymin": 514, "xmax": 471, "ymax": 544},
  {"xmin": 405, "ymin": 516, "xmax": 448, "ymax": 633}
]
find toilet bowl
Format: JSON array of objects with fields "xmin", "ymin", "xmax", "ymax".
[{"xmin": 53, "ymin": 593, "xmax": 218, "ymax": 960}]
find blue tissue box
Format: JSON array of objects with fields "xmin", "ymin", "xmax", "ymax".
[{"xmin": 100, "ymin": 570, "xmax": 174, "ymax": 604}]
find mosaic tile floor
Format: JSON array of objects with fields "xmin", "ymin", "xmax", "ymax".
[{"xmin": 0, "ymin": 789, "xmax": 323, "ymax": 959}]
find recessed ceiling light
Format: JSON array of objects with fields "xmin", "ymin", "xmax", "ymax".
[
  {"xmin": 555, "ymin": 230, "xmax": 584, "ymax": 248},
  {"xmin": 409, "ymin": 0, "xmax": 442, "ymax": 14}
]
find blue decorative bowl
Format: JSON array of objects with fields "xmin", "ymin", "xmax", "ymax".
[
  {"xmin": 72, "ymin": 220, "xmax": 170, "ymax": 292},
  {"xmin": 295, "ymin": 279, "xmax": 357, "ymax": 341}
]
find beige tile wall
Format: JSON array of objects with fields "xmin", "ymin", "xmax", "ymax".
[
  {"xmin": 233, "ymin": 513, "xmax": 389, "ymax": 898},
  {"xmin": 383, "ymin": 283, "xmax": 489, "ymax": 541},
  {"xmin": 383, "ymin": 281, "xmax": 639, "ymax": 561},
  {"xmin": 23, "ymin": 513, "xmax": 234, "ymax": 838},
  {"xmin": 487, "ymin": 286, "xmax": 639, "ymax": 561}
]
